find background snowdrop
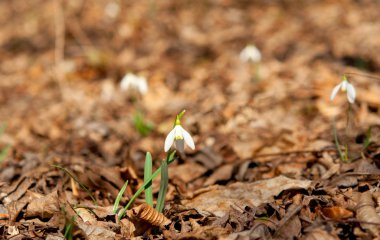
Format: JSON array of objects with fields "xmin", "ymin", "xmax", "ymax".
[
  {"xmin": 330, "ymin": 76, "xmax": 356, "ymax": 104},
  {"xmin": 239, "ymin": 44, "xmax": 262, "ymax": 63},
  {"xmin": 120, "ymin": 73, "xmax": 148, "ymax": 95}
]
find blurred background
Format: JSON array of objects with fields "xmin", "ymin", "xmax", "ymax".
[{"xmin": 1, "ymin": 0, "xmax": 380, "ymax": 173}]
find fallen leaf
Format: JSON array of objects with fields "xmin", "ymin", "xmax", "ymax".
[
  {"xmin": 321, "ymin": 206, "xmax": 353, "ymax": 219},
  {"xmin": 170, "ymin": 162, "xmax": 207, "ymax": 183},
  {"xmin": 25, "ymin": 191, "xmax": 60, "ymax": 219},
  {"xmin": 77, "ymin": 222, "xmax": 116, "ymax": 240},
  {"xmin": 304, "ymin": 228, "xmax": 338, "ymax": 240},
  {"xmin": 356, "ymin": 191, "xmax": 380, "ymax": 238},
  {"xmin": 204, "ymin": 164, "xmax": 234, "ymax": 186},
  {"xmin": 183, "ymin": 176, "xmax": 312, "ymax": 217},
  {"xmin": 76, "ymin": 207, "xmax": 97, "ymax": 224}
]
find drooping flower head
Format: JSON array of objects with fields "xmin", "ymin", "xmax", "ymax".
[
  {"xmin": 239, "ymin": 44, "xmax": 262, "ymax": 63},
  {"xmin": 164, "ymin": 110, "xmax": 195, "ymax": 152},
  {"xmin": 330, "ymin": 75, "xmax": 356, "ymax": 104},
  {"xmin": 120, "ymin": 73, "xmax": 148, "ymax": 95}
]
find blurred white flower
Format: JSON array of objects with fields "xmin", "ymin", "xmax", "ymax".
[
  {"xmin": 120, "ymin": 73, "xmax": 148, "ymax": 95},
  {"xmin": 330, "ymin": 76, "xmax": 356, "ymax": 104},
  {"xmin": 239, "ymin": 45, "xmax": 261, "ymax": 63},
  {"xmin": 105, "ymin": 2, "xmax": 120, "ymax": 19},
  {"xmin": 164, "ymin": 116, "xmax": 195, "ymax": 152}
]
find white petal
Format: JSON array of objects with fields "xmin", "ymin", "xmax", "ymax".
[
  {"xmin": 182, "ymin": 128, "xmax": 195, "ymax": 150},
  {"xmin": 239, "ymin": 50, "xmax": 249, "ymax": 62},
  {"xmin": 173, "ymin": 125, "xmax": 183, "ymax": 139},
  {"xmin": 330, "ymin": 83, "xmax": 342, "ymax": 101},
  {"xmin": 341, "ymin": 80, "xmax": 348, "ymax": 91},
  {"xmin": 120, "ymin": 75, "xmax": 132, "ymax": 90},
  {"xmin": 164, "ymin": 128, "xmax": 176, "ymax": 152},
  {"xmin": 346, "ymin": 82, "xmax": 356, "ymax": 103},
  {"xmin": 138, "ymin": 78, "xmax": 148, "ymax": 94}
]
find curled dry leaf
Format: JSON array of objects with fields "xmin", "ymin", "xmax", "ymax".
[
  {"xmin": 321, "ymin": 206, "xmax": 353, "ymax": 219},
  {"xmin": 131, "ymin": 203, "xmax": 171, "ymax": 227},
  {"xmin": 356, "ymin": 191, "xmax": 380, "ymax": 238}
]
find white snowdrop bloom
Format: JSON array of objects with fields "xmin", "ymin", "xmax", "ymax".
[
  {"xmin": 330, "ymin": 76, "xmax": 356, "ymax": 104},
  {"xmin": 164, "ymin": 119, "xmax": 195, "ymax": 152},
  {"xmin": 239, "ymin": 45, "xmax": 262, "ymax": 63},
  {"xmin": 120, "ymin": 73, "xmax": 148, "ymax": 95}
]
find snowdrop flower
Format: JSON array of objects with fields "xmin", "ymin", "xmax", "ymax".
[
  {"xmin": 164, "ymin": 112, "xmax": 195, "ymax": 152},
  {"xmin": 120, "ymin": 73, "xmax": 148, "ymax": 95},
  {"xmin": 330, "ymin": 76, "xmax": 356, "ymax": 104},
  {"xmin": 239, "ymin": 44, "xmax": 262, "ymax": 63}
]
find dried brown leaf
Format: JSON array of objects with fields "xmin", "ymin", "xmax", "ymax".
[
  {"xmin": 77, "ymin": 222, "xmax": 116, "ymax": 240},
  {"xmin": 25, "ymin": 191, "xmax": 60, "ymax": 219},
  {"xmin": 171, "ymin": 162, "xmax": 207, "ymax": 183},
  {"xmin": 76, "ymin": 207, "xmax": 97, "ymax": 224},
  {"xmin": 321, "ymin": 206, "xmax": 353, "ymax": 219},
  {"xmin": 183, "ymin": 175, "xmax": 311, "ymax": 217},
  {"xmin": 356, "ymin": 191, "xmax": 380, "ymax": 238},
  {"xmin": 304, "ymin": 228, "xmax": 337, "ymax": 240},
  {"xmin": 204, "ymin": 164, "xmax": 234, "ymax": 186}
]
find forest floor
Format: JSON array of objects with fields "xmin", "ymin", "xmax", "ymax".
[{"xmin": 2, "ymin": 0, "xmax": 380, "ymax": 239}]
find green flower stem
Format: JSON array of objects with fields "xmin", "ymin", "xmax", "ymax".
[
  {"xmin": 144, "ymin": 152, "xmax": 153, "ymax": 207},
  {"xmin": 333, "ymin": 118, "xmax": 347, "ymax": 162}
]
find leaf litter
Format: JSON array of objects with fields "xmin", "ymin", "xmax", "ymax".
[{"xmin": 1, "ymin": 0, "xmax": 380, "ymax": 239}]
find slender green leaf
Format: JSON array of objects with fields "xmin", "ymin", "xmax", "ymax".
[
  {"xmin": 118, "ymin": 150, "xmax": 176, "ymax": 219},
  {"xmin": 52, "ymin": 165, "xmax": 97, "ymax": 204},
  {"xmin": 0, "ymin": 123, "xmax": 9, "ymax": 164},
  {"xmin": 144, "ymin": 152, "xmax": 153, "ymax": 207},
  {"xmin": 64, "ymin": 216, "xmax": 75, "ymax": 240},
  {"xmin": 155, "ymin": 159, "xmax": 168, "ymax": 213},
  {"xmin": 363, "ymin": 127, "xmax": 372, "ymax": 150},
  {"xmin": 0, "ymin": 144, "xmax": 10, "ymax": 163},
  {"xmin": 133, "ymin": 111, "xmax": 154, "ymax": 137},
  {"xmin": 113, "ymin": 180, "xmax": 129, "ymax": 213},
  {"xmin": 0, "ymin": 123, "xmax": 6, "ymax": 136}
]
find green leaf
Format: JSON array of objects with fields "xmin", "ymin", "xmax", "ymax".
[
  {"xmin": 155, "ymin": 159, "xmax": 168, "ymax": 213},
  {"xmin": 133, "ymin": 111, "xmax": 154, "ymax": 137},
  {"xmin": 0, "ymin": 123, "xmax": 6, "ymax": 136},
  {"xmin": 64, "ymin": 216, "xmax": 75, "ymax": 240},
  {"xmin": 363, "ymin": 126, "xmax": 372, "ymax": 150},
  {"xmin": 0, "ymin": 145, "xmax": 10, "ymax": 164},
  {"xmin": 113, "ymin": 180, "xmax": 129, "ymax": 214},
  {"xmin": 144, "ymin": 152, "xmax": 153, "ymax": 207}
]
